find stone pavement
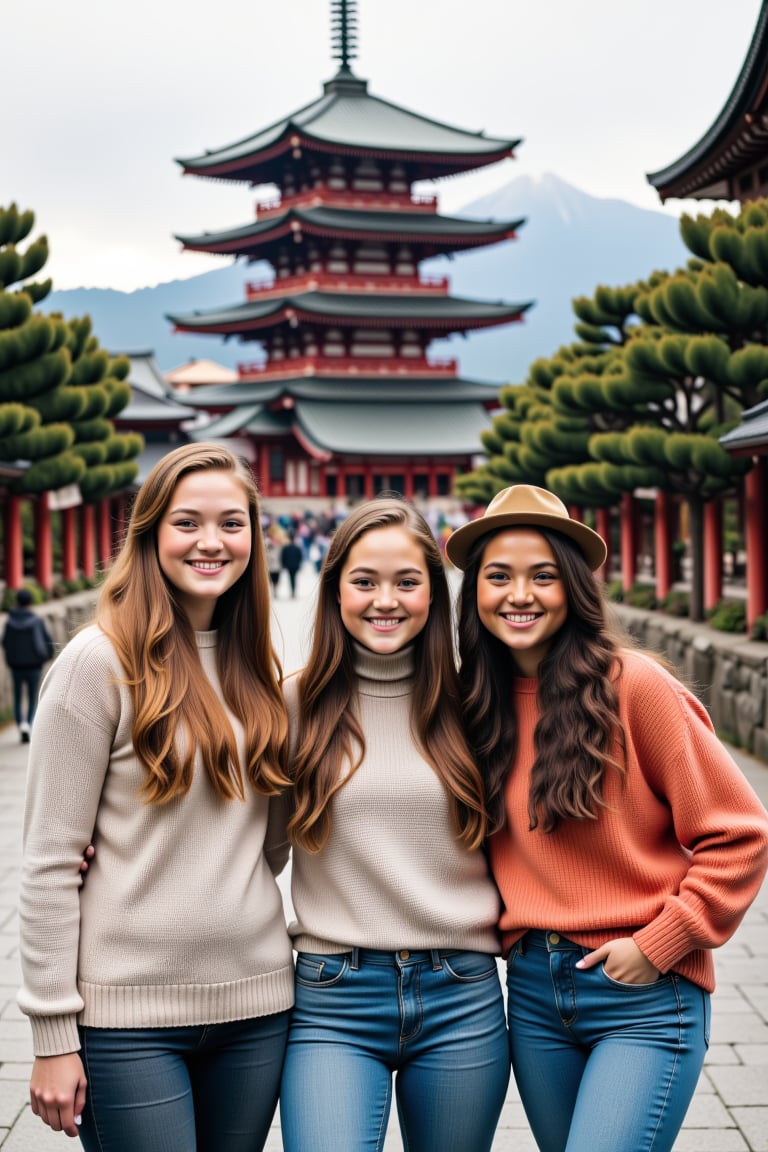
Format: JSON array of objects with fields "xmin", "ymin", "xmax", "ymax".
[{"xmin": 0, "ymin": 565, "xmax": 766, "ymax": 1150}]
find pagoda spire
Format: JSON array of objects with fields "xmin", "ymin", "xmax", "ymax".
[{"xmin": 330, "ymin": 0, "xmax": 358, "ymax": 75}]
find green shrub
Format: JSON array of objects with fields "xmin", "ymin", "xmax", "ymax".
[
  {"xmin": 604, "ymin": 579, "xmax": 624, "ymax": 603},
  {"xmin": 62, "ymin": 577, "xmax": 88, "ymax": 594},
  {"xmin": 661, "ymin": 589, "xmax": 690, "ymax": 617},
  {"xmin": 750, "ymin": 611, "xmax": 768, "ymax": 642},
  {"xmin": 2, "ymin": 581, "xmax": 46, "ymax": 611},
  {"xmin": 625, "ymin": 583, "xmax": 657, "ymax": 610},
  {"xmin": 708, "ymin": 599, "xmax": 746, "ymax": 633}
]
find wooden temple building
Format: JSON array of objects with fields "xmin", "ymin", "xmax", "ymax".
[
  {"xmin": 643, "ymin": 0, "xmax": 768, "ymax": 629},
  {"xmin": 167, "ymin": 0, "xmax": 530, "ymax": 504}
]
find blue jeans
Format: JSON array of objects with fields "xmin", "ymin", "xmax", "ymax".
[
  {"xmin": 78, "ymin": 1012, "xmax": 290, "ymax": 1152},
  {"xmin": 12, "ymin": 667, "xmax": 41, "ymax": 727},
  {"xmin": 280, "ymin": 948, "xmax": 510, "ymax": 1152},
  {"xmin": 507, "ymin": 931, "xmax": 710, "ymax": 1152}
]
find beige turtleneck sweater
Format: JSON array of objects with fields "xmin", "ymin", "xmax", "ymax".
[
  {"xmin": 285, "ymin": 643, "xmax": 501, "ymax": 955},
  {"xmin": 18, "ymin": 624, "xmax": 294, "ymax": 1057}
]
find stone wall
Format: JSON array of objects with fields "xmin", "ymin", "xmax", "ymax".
[{"xmin": 612, "ymin": 604, "xmax": 768, "ymax": 763}]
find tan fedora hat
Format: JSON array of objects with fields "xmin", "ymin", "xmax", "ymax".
[{"xmin": 446, "ymin": 485, "xmax": 607, "ymax": 571}]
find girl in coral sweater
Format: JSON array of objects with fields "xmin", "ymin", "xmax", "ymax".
[{"xmin": 447, "ymin": 484, "xmax": 768, "ymax": 1152}]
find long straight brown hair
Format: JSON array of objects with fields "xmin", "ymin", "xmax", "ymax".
[
  {"xmin": 97, "ymin": 443, "xmax": 289, "ymax": 803},
  {"xmin": 458, "ymin": 527, "xmax": 626, "ymax": 834},
  {"xmin": 288, "ymin": 498, "xmax": 487, "ymax": 852}
]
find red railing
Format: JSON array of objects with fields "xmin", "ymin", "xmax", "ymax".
[
  {"xmin": 245, "ymin": 272, "xmax": 448, "ymax": 299},
  {"xmin": 255, "ymin": 187, "xmax": 438, "ymax": 219},
  {"xmin": 237, "ymin": 355, "xmax": 458, "ymax": 380}
]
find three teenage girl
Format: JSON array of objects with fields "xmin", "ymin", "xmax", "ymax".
[
  {"xmin": 19, "ymin": 444, "xmax": 294, "ymax": 1151},
  {"xmin": 21, "ymin": 462, "xmax": 768, "ymax": 1152}
]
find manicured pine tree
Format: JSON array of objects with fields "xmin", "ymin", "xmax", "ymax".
[
  {"xmin": 544, "ymin": 285, "xmax": 646, "ymax": 505},
  {"xmin": 0, "ymin": 204, "xmax": 84, "ymax": 493},
  {"xmin": 62, "ymin": 316, "xmax": 142, "ymax": 502},
  {"xmin": 601, "ymin": 202, "xmax": 768, "ymax": 620}
]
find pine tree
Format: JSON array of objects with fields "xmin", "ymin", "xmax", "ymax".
[
  {"xmin": 0, "ymin": 204, "xmax": 84, "ymax": 492},
  {"xmin": 63, "ymin": 316, "xmax": 142, "ymax": 502}
]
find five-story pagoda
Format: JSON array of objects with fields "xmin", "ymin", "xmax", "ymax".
[{"xmin": 168, "ymin": 0, "xmax": 531, "ymax": 503}]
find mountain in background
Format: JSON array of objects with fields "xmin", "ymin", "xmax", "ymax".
[{"xmin": 43, "ymin": 173, "xmax": 691, "ymax": 383}]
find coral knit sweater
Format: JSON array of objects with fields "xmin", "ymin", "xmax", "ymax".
[{"xmin": 489, "ymin": 649, "xmax": 768, "ymax": 992}]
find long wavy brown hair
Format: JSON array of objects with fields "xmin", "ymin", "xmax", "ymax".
[
  {"xmin": 97, "ymin": 443, "xmax": 289, "ymax": 804},
  {"xmin": 458, "ymin": 527, "xmax": 626, "ymax": 834},
  {"xmin": 288, "ymin": 498, "xmax": 486, "ymax": 853}
]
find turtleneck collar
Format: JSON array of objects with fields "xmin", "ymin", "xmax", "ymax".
[
  {"xmin": 352, "ymin": 641, "xmax": 416, "ymax": 698},
  {"xmin": 195, "ymin": 629, "xmax": 218, "ymax": 649}
]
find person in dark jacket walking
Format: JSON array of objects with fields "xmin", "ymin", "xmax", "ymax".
[
  {"xmin": 2, "ymin": 589, "xmax": 54, "ymax": 743},
  {"xmin": 280, "ymin": 534, "xmax": 304, "ymax": 598}
]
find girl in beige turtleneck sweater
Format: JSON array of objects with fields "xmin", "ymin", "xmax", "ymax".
[{"xmin": 279, "ymin": 497, "xmax": 510, "ymax": 1152}]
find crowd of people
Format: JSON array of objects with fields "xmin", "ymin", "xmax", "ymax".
[
  {"xmin": 13, "ymin": 443, "xmax": 768, "ymax": 1152},
  {"xmin": 261, "ymin": 503, "xmax": 464, "ymax": 600}
]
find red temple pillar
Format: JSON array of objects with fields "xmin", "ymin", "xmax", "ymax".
[
  {"xmin": 654, "ymin": 491, "xmax": 673, "ymax": 602},
  {"xmin": 114, "ymin": 493, "xmax": 128, "ymax": 553},
  {"xmin": 61, "ymin": 506, "xmax": 78, "ymax": 582},
  {"xmin": 97, "ymin": 498, "xmax": 112, "ymax": 568},
  {"xmin": 364, "ymin": 466, "xmax": 374, "ymax": 500},
  {"xmin": 704, "ymin": 499, "xmax": 723, "ymax": 611},
  {"xmin": 404, "ymin": 468, "xmax": 414, "ymax": 501},
  {"xmin": 4, "ymin": 494, "xmax": 24, "ymax": 589},
  {"xmin": 80, "ymin": 504, "xmax": 96, "ymax": 580},
  {"xmin": 595, "ymin": 506, "xmax": 611, "ymax": 580},
  {"xmin": 257, "ymin": 442, "xmax": 270, "ymax": 497},
  {"xmin": 620, "ymin": 493, "xmax": 637, "ymax": 592},
  {"xmin": 745, "ymin": 459, "xmax": 768, "ymax": 630},
  {"xmin": 33, "ymin": 493, "xmax": 54, "ymax": 593}
]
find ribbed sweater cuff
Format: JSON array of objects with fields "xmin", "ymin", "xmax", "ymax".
[{"xmin": 30, "ymin": 1014, "xmax": 81, "ymax": 1058}]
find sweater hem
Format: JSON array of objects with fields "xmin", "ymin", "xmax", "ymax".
[
  {"xmin": 292, "ymin": 931, "xmax": 501, "ymax": 956},
  {"xmin": 28, "ymin": 967, "xmax": 295, "ymax": 1057}
]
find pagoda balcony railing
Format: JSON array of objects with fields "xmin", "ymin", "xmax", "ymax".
[
  {"xmin": 237, "ymin": 354, "xmax": 458, "ymax": 381},
  {"xmin": 245, "ymin": 272, "xmax": 449, "ymax": 299},
  {"xmin": 256, "ymin": 187, "xmax": 438, "ymax": 219}
]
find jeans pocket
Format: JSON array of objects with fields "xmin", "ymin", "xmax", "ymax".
[
  {"xmin": 599, "ymin": 963, "xmax": 671, "ymax": 990},
  {"xmin": 295, "ymin": 952, "xmax": 350, "ymax": 988},
  {"xmin": 442, "ymin": 951, "xmax": 499, "ymax": 983}
]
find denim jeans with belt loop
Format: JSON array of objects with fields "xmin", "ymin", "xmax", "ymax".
[
  {"xmin": 507, "ymin": 930, "xmax": 710, "ymax": 1152},
  {"xmin": 280, "ymin": 946, "xmax": 510, "ymax": 1152}
]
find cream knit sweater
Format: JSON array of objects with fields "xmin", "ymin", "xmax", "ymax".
[
  {"xmin": 19, "ymin": 625, "xmax": 294, "ymax": 1057},
  {"xmin": 286, "ymin": 643, "xmax": 501, "ymax": 955}
]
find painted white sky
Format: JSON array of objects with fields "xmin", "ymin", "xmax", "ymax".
[{"xmin": 4, "ymin": 0, "xmax": 762, "ymax": 291}]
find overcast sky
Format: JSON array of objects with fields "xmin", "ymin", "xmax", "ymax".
[{"xmin": 4, "ymin": 0, "xmax": 763, "ymax": 292}]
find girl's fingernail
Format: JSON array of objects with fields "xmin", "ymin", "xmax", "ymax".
[
  {"xmin": 74, "ymin": 1116, "xmax": 82, "ymax": 1126},
  {"xmin": 575, "ymin": 960, "xmax": 585, "ymax": 968}
]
